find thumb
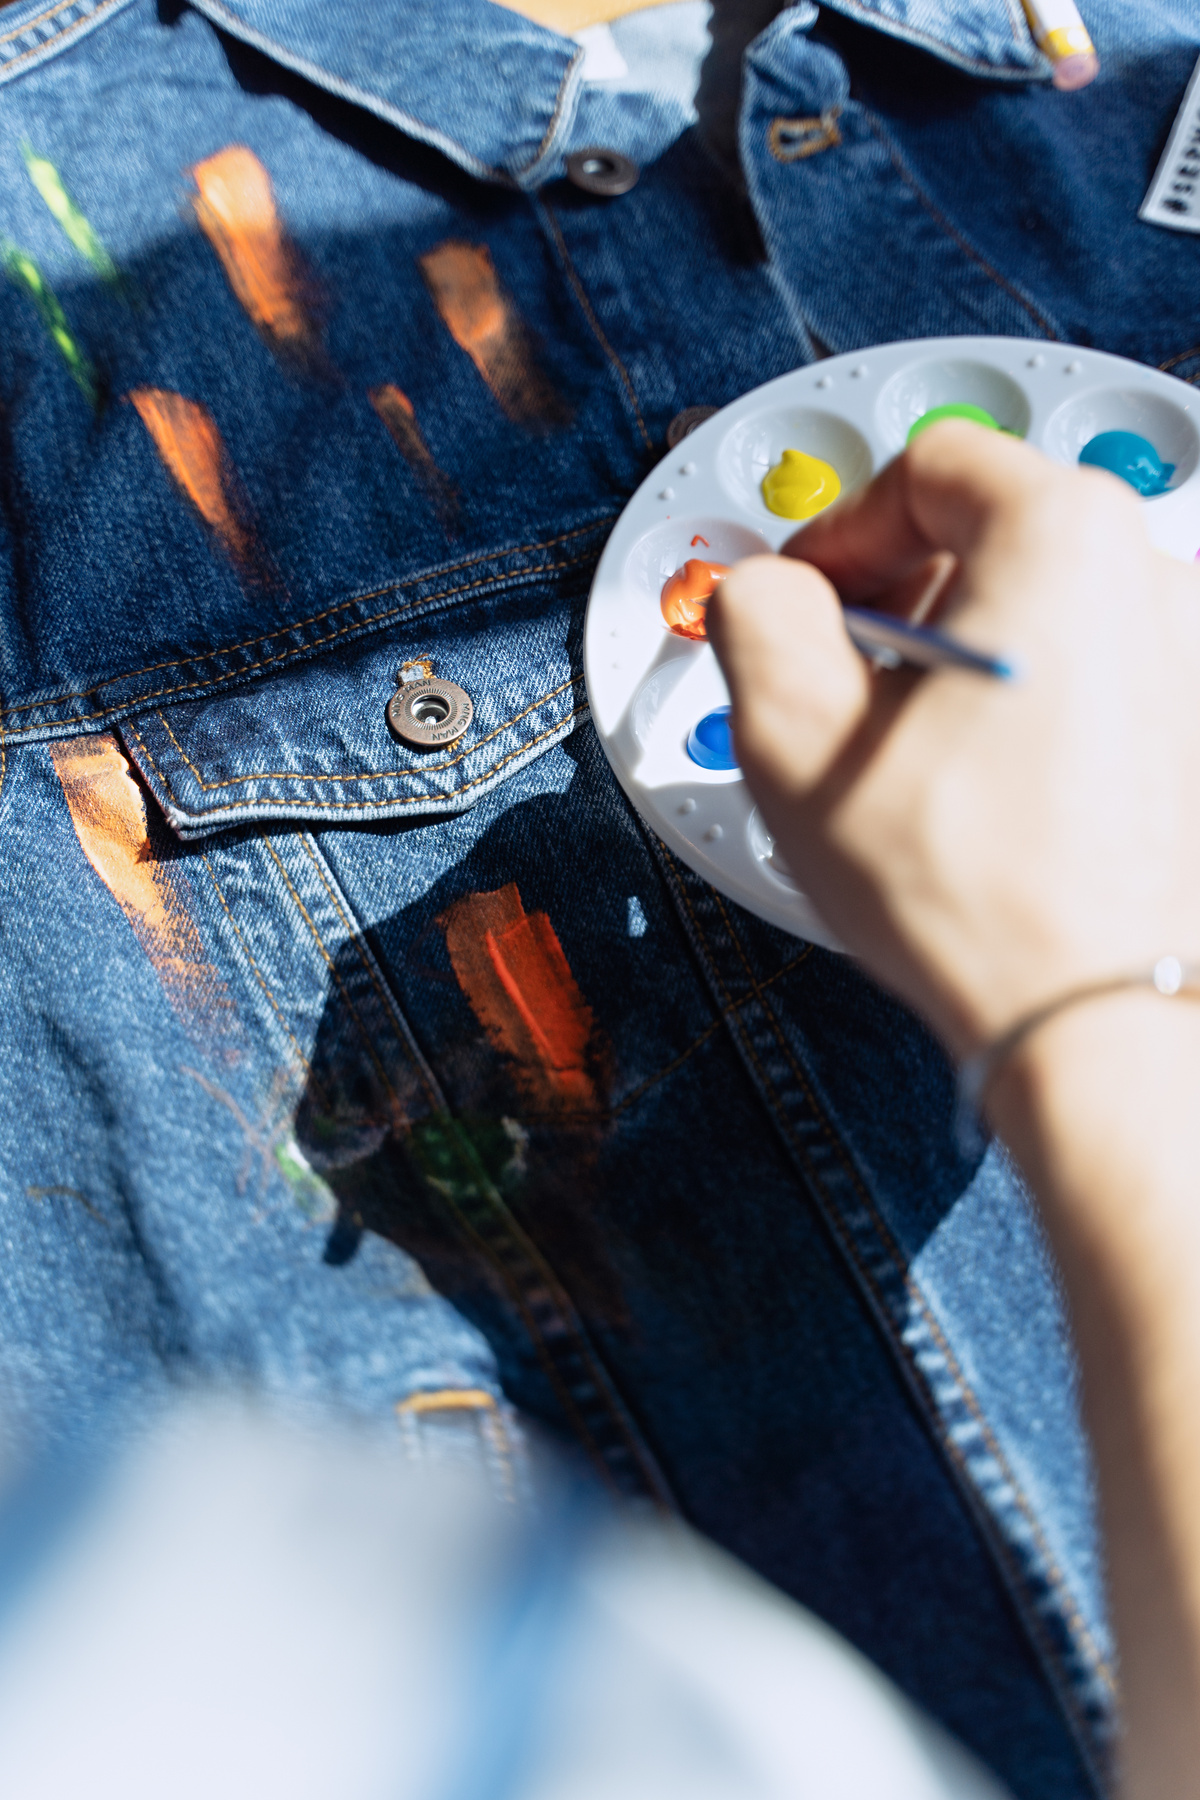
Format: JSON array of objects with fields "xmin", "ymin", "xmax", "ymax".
[{"xmin": 707, "ymin": 554, "xmax": 871, "ymax": 802}]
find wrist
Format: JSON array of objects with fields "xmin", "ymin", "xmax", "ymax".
[{"xmin": 987, "ymin": 988, "xmax": 1200, "ymax": 1233}]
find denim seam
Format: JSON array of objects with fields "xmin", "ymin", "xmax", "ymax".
[
  {"xmin": 0, "ymin": 0, "xmax": 132, "ymax": 76},
  {"xmin": 200, "ymin": 849, "xmax": 322, "ymax": 1103},
  {"xmin": 189, "ymin": 0, "xmax": 585, "ymax": 189},
  {"xmin": 414, "ymin": 1178, "xmax": 646, "ymax": 1495},
  {"xmin": 260, "ymin": 834, "xmax": 438, "ymax": 1118},
  {"xmin": 609, "ymin": 949, "xmax": 813, "ymax": 1117},
  {"xmin": 0, "ymin": 0, "xmax": 82, "ymax": 43},
  {"xmin": 188, "ymin": 0, "xmax": 508, "ymax": 186},
  {"xmin": 11, "ymin": 555, "xmax": 595, "ymax": 741},
  {"xmin": 704, "ymin": 879, "xmax": 1112, "ymax": 1696},
  {"xmin": 127, "ymin": 701, "xmax": 589, "ymax": 818},
  {"xmin": 520, "ymin": 44, "xmax": 586, "ymax": 187},
  {"xmin": 858, "ymin": 109, "xmax": 1060, "ymax": 341},
  {"xmin": 813, "ymin": 0, "xmax": 1041, "ymax": 79},
  {"xmin": 265, "ymin": 832, "xmax": 672, "ymax": 1503},
  {"xmin": 610, "ymin": 1020, "xmax": 722, "ymax": 1117},
  {"xmin": 540, "ymin": 200, "xmax": 654, "ymax": 452},
  {"xmin": 1160, "ymin": 345, "xmax": 1200, "ymax": 381},
  {"xmin": 296, "ymin": 830, "xmax": 446, "ymax": 1109},
  {"xmin": 0, "ymin": 518, "xmax": 613, "ymax": 729},
  {"xmin": 147, "ymin": 674, "xmax": 584, "ymax": 791},
  {"xmin": 654, "ymin": 847, "xmax": 1110, "ymax": 1781}
]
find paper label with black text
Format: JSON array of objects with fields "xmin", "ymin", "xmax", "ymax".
[{"xmin": 1141, "ymin": 52, "xmax": 1200, "ymax": 233}]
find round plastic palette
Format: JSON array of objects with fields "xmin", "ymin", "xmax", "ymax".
[{"xmin": 584, "ymin": 335, "xmax": 1200, "ymax": 947}]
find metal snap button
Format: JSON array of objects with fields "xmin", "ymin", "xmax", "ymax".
[
  {"xmin": 666, "ymin": 406, "xmax": 718, "ymax": 449},
  {"xmin": 566, "ymin": 148, "xmax": 640, "ymax": 197},
  {"xmin": 386, "ymin": 674, "xmax": 473, "ymax": 751}
]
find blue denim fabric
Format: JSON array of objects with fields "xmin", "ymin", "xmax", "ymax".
[{"xmin": 2, "ymin": 0, "xmax": 1195, "ymax": 1793}]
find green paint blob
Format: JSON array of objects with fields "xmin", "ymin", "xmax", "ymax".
[
  {"xmin": 274, "ymin": 1136, "xmax": 337, "ymax": 1224},
  {"xmin": 2, "ymin": 241, "xmax": 97, "ymax": 405},
  {"xmin": 761, "ymin": 447, "xmax": 841, "ymax": 520},
  {"xmin": 907, "ymin": 402, "xmax": 1000, "ymax": 443},
  {"xmin": 22, "ymin": 143, "xmax": 119, "ymax": 283}
]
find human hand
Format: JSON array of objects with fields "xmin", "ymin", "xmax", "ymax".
[{"xmin": 707, "ymin": 421, "xmax": 1200, "ymax": 1057}]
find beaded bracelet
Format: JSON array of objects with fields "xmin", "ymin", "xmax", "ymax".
[{"xmin": 955, "ymin": 955, "xmax": 1200, "ymax": 1153}]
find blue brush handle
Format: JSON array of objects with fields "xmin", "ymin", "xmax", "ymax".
[{"xmin": 842, "ymin": 606, "xmax": 1018, "ymax": 681}]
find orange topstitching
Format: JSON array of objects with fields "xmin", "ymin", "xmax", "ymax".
[
  {"xmin": 679, "ymin": 860, "xmax": 1112, "ymax": 1701},
  {"xmin": 0, "ymin": 518, "xmax": 613, "ymax": 730},
  {"xmin": 148, "ymin": 672, "xmax": 583, "ymax": 791},
  {"xmin": 127, "ymin": 700, "xmax": 589, "ymax": 816}
]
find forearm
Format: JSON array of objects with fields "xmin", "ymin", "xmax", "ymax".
[{"xmin": 990, "ymin": 996, "xmax": 1200, "ymax": 1800}]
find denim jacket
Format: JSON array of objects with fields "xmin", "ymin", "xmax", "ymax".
[{"xmin": 1, "ymin": 1, "xmax": 1197, "ymax": 1792}]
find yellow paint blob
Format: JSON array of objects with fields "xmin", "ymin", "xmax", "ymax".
[{"xmin": 761, "ymin": 448, "xmax": 841, "ymax": 520}]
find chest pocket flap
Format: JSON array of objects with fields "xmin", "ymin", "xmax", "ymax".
[{"xmin": 119, "ymin": 568, "xmax": 589, "ymax": 842}]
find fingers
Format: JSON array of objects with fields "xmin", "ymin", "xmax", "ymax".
[
  {"xmin": 707, "ymin": 555, "xmax": 871, "ymax": 798},
  {"xmin": 779, "ymin": 420, "xmax": 1081, "ymax": 603}
]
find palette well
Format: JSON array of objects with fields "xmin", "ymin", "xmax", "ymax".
[{"xmin": 583, "ymin": 335, "xmax": 1200, "ymax": 947}]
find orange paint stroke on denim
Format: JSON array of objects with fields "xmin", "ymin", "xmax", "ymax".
[
  {"xmin": 439, "ymin": 883, "xmax": 603, "ymax": 1113},
  {"xmin": 419, "ymin": 241, "xmax": 571, "ymax": 430},
  {"xmin": 189, "ymin": 146, "xmax": 326, "ymax": 374},
  {"xmin": 369, "ymin": 383, "xmax": 460, "ymax": 529},
  {"xmin": 129, "ymin": 387, "xmax": 276, "ymax": 588},
  {"xmin": 49, "ymin": 735, "xmax": 234, "ymax": 1037}
]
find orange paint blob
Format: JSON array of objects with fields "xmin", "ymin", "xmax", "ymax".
[
  {"xmin": 660, "ymin": 557, "xmax": 730, "ymax": 641},
  {"xmin": 419, "ymin": 240, "xmax": 571, "ymax": 430},
  {"xmin": 190, "ymin": 146, "xmax": 325, "ymax": 373},
  {"xmin": 439, "ymin": 883, "xmax": 602, "ymax": 1114},
  {"xmin": 369, "ymin": 383, "xmax": 460, "ymax": 529},
  {"xmin": 49, "ymin": 735, "xmax": 233, "ymax": 1037},
  {"xmin": 130, "ymin": 387, "xmax": 276, "ymax": 588}
]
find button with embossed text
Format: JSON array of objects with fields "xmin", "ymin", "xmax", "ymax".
[{"xmin": 386, "ymin": 675, "xmax": 473, "ymax": 751}]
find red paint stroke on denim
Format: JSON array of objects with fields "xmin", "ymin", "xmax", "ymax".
[
  {"xmin": 439, "ymin": 883, "xmax": 603, "ymax": 1113},
  {"xmin": 129, "ymin": 387, "xmax": 276, "ymax": 588},
  {"xmin": 418, "ymin": 240, "xmax": 571, "ymax": 429},
  {"xmin": 50, "ymin": 735, "xmax": 234, "ymax": 1039},
  {"xmin": 189, "ymin": 146, "xmax": 327, "ymax": 375},
  {"xmin": 370, "ymin": 383, "xmax": 460, "ymax": 529}
]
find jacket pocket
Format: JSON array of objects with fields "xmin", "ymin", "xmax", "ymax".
[{"xmin": 118, "ymin": 567, "xmax": 589, "ymax": 841}]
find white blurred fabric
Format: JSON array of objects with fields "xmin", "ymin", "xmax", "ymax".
[{"xmin": 0, "ymin": 1401, "xmax": 1010, "ymax": 1800}]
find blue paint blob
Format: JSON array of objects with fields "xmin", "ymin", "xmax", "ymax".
[
  {"xmin": 1079, "ymin": 430, "xmax": 1175, "ymax": 497},
  {"xmin": 686, "ymin": 706, "xmax": 738, "ymax": 771}
]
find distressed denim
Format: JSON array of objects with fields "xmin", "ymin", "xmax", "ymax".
[{"xmin": 0, "ymin": 1, "xmax": 1197, "ymax": 1794}]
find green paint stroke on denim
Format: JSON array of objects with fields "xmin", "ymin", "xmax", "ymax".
[
  {"xmin": 275, "ymin": 1133, "xmax": 338, "ymax": 1223},
  {"xmin": 22, "ymin": 144, "xmax": 119, "ymax": 282},
  {"xmin": 2, "ymin": 242, "xmax": 97, "ymax": 406}
]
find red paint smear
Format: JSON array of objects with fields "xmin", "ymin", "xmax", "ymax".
[
  {"xmin": 440, "ymin": 884, "xmax": 602, "ymax": 1113},
  {"xmin": 50, "ymin": 735, "xmax": 234, "ymax": 1039},
  {"xmin": 690, "ymin": 534, "xmax": 709, "ymax": 547},
  {"xmin": 419, "ymin": 240, "xmax": 571, "ymax": 430},
  {"xmin": 190, "ymin": 145, "xmax": 326, "ymax": 375},
  {"xmin": 130, "ymin": 387, "xmax": 276, "ymax": 588},
  {"xmin": 660, "ymin": 557, "xmax": 730, "ymax": 641},
  {"xmin": 369, "ymin": 383, "xmax": 460, "ymax": 529}
]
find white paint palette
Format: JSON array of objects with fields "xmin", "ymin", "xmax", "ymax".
[{"xmin": 584, "ymin": 335, "xmax": 1200, "ymax": 947}]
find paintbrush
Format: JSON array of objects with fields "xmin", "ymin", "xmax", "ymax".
[{"xmin": 842, "ymin": 606, "xmax": 1018, "ymax": 680}]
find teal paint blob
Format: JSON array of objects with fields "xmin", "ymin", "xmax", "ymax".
[
  {"xmin": 1079, "ymin": 430, "xmax": 1174, "ymax": 497},
  {"xmin": 687, "ymin": 706, "xmax": 738, "ymax": 772}
]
